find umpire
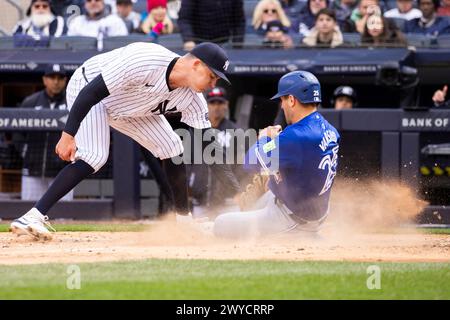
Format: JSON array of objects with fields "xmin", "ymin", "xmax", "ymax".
[{"xmin": 17, "ymin": 63, "xmax": 73, "ymax": 200}]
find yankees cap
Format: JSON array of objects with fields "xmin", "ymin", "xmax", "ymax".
[
  {"xmin": 44, "ymin": 64, "xmax": 66, "ymax": 76},
  {"xmin": 190, "ymin": 42, "xmax": 231, "ymax": 84}
]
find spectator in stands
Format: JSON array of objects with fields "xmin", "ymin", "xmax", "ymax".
[
  {"xmin": 403, "ymin": 0, "xmax": 450, "ymax": 34},
  {"xmin": 16, "ymin": 64, "xmax": 73, "ymax": 201},
  {"xmin": 292, "ymin": 0, "xmax": 329, "ymax": 36},
  {"xmin": 189, "ymin": 87, "xmax": 241, "ymax": 215},
  {"xmin": 67, "ymin": 0, "xmax": 128, "ymax": 37},
  {"xmin": 362, "ymin": 13, "xmax": 407, "ymax": 45},
  {"xmin": 384, "ymin": 0, "xmax": 423, "ymax": 20},
  {"xmin": 252, "ymin": 0, "xmax": 292, "ymax": 35},
  {"xmin": 13, "ymin": 0, "xmax": 67, "ymax": 37},
  {"xmin": 351, "ymin": 0, "xmax": 381, "ymax": 33},
  {"xmin": 51, "ymin": 0, "xmax": 85, "ymax": 18},
  {"xmin": 432, "ymin": 85, "xmax": 450, "ymax": 107},
  {"xmin": 330, "ymin": 0, "xmax": 358, "ymax": 32},
  {"xmin": 116, "ymin": 0, "xmax": 141, "ymax": 33},
  {"xmin": 178, "ymin": 0, "xmax": 245, "ymax": 51},
  {"xmin": 437, "ymin": 0, "xmax": 450, "ymax": 15},
  {"xmin": 141, "ymin": 0, "xmax": 174, "ymax": 35},
  {"xmin": 331, "ymin": 85, "xmax": 357, "ymax": 109},
  {"xmin": 302, "ymin": 8, "xmax": 344, "ymax": 47},
  {"xmin": 263, "ymin": 20, "xmax": 294, "ymax": 48},
  {"xmin": 280, "ymin": 0, "xmax": 305, "ymax": 20}
]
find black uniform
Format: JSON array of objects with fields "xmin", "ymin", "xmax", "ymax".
[
  {"xmin": 17, "ymin": 90, "xmax": 68, "ymax": 177},
  {"xmin": 190, "ymin": 118, "xmax": 243, "ymax": 208},
  {"xmin": 178, "ymin": 0, "xmax": 245, "ymax": 45}
]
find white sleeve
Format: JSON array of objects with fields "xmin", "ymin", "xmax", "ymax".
[
  {"xmin": 104, "ymin": 15, "xmax": 128, "ymax": 36},
  {"xmin": 181, "ymin": 93, "xmax": 211, "ymax": 129}
]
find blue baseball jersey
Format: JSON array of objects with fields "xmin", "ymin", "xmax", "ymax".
[{"xmin": 244, "ymin": 111, "xmax": 340, "ymax": 221}]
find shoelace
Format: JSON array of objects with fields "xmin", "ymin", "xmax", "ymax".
[{"xmin": 42, "ymin": 215, "xmax": 56, "ymax": 232}]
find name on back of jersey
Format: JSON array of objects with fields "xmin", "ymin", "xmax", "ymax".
[{"xmin": 319, "ymin": 130, "xmax": 338, "ymax": 152}]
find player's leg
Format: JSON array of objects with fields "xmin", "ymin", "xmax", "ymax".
[
  {"xmin": 162, "ymin": 159, "xmax": 189, "ymax": 215},
  {"xmin": 213, "ymin": 191, "xmax": 299, "ymax": 239},
  {"xmin": 140, "ymin": 147, "xmax": 175, "ymax": 215},
  {"xmin": 110, "ymin": 115, "xmax": 188, "ymax": 215},
  {"xmin": 11, "ymin": 72, "xmax": 110, "ymax": 239}
]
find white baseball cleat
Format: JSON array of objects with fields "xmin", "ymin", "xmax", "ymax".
[
  {"xmin": 176, "ymin": 212, "xmax": 213, "ymax": 235},
  {"xmin": 10, "ymin": 208, "xmax": 55, "ymax": 241}
]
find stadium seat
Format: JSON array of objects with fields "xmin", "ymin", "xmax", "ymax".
[
  {"xmin": 390, "ymin": 17, "xmax": 406, "ymax": 31},
  {"xmin": 155, "ymin": 33, "xmax": 184, "ymax": 49},
  {"xmin": 0, "ymin": 36, "xmax": 15, "ymax": 49},
  {"xmin": 406, "ymin": 33, "xmax": 431, "ymax": 48},
  {"xmin": 437, "ymin": 34, "xmax": 450, "ymax": 48},
  {"xmin": 244, "ymin": 0, "xmax": 258, "ymax": 32},
  {"xmin": 244, "ymin": 0, "xmax": 258, "ymax": 18},
  {"xmin": 342, "ymin": 33, "xmax": 361, "ymax": 46},
  {"xmin": 291, "ymin": 33, "xmax": 303, "ymax": 46},
  {"xmin": 243, "ymin": 33, "xmax": 264, "ymax": 48},
  {"xmin": 103, "ymin": 35, "xmax": 152, "ymax": 51},
  {"xmin": 50, "ymin": 36, "xmax": 97, "ymax": 50}
]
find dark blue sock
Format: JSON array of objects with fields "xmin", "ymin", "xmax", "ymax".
[{"xmin": 35, "ymin": 160, "xmax": 94, "ymax": 215}]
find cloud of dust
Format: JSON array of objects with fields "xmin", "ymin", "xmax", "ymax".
[
  {"xmin": 133, "ymin": 178, "xmax": 428, "ymax": 247},
  {"xmin": 133, "ymin": 215, "xmax": 217, "ymax": 246},
  {"xmin": 327, "ymin": 178, "xmax": 428, "ymax": 234}
]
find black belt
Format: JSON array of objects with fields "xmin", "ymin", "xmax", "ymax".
[{"xmin": 82, "ymin": 67, "xmax": 89, "ymax": 83}]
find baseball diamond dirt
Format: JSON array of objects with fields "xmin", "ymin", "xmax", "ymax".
[
  {"xmin": 0, "ymin": 228, "xmax": 449, "ymax": 265},
  {"xmin": 1, "ymin": 179, "xmax": 449, "ymax": 265}
]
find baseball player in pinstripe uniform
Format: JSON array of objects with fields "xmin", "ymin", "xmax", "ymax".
[{"xmin": 10, "ymin": 41, "xmax": 239, "ymax": 240}]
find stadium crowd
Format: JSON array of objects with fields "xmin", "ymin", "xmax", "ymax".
[{"xmin": 9, "ymin": 0, "xmax": 450, "ymax": 48}]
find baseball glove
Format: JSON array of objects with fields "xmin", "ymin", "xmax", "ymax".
[{"xmin": 237, "ymin": 174, "xmax": 270, "ymax": 211}]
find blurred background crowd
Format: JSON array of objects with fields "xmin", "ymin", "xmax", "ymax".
[{"xmin": 2, "ymin": 0, "xmax": 450, "ymax": 48}]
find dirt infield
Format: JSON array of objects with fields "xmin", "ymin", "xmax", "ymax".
[
  {"xmin": 1, "ymin": 179, "xmax": 448, "ymax": 265},
  {"xmin": 1, "ymin": 223, "xmax": 449, "ymax": 265}
]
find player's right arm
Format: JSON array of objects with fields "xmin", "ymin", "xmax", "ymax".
[{"xmin": 56, "ymin": 74, "xmax": 110, "ymax": 161}]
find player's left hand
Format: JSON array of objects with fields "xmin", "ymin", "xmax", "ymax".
[{"xmin": 259, "ymin": 125, "xmax": 282, "ymax": 139}]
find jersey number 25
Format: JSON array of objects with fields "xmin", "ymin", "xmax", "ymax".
[{"xmin": 318, "ymin": 145, "xmax": 339, "ymax": 196}]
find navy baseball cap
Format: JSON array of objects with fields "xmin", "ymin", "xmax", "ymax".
[
  {"xmin": 44, "ymin": 64, "xmax": 66, "ymax": 76},
  {"xmin": 206, "ymin": 86, "xmax": 228, "ymax": 103},
  {"xmin": 190, "ymin": 42, "xmax": 231, "ymax": 84}
]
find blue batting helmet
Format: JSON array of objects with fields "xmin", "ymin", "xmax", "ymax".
[{"xmin": 271, "ymin": 71, "xmax": 322, "ymax": 103}]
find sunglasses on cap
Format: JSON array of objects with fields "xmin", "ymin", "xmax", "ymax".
[{"xmin": 263, "ymin": 9, "xmax": 277, "ymax": 14}]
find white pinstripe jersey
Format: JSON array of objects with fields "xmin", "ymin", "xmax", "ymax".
[{"xmin": 80, "ymin": 42, "xmax": 211, "ymax": 129}]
